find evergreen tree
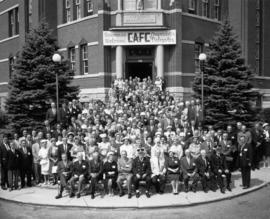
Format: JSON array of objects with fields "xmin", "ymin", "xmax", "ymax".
[
  {"xmin": 6, "ymin": 22, "xmax": 79, "ymax": 133},
  {"xmin": 192, "ymin": 20, "xmax": 259, "ymax": 129}
]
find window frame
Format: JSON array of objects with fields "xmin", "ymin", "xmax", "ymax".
[
  {"xmin": 202, "ymin": 0, "xmax": 209, "ymax": 18},
  {"xmin": 194, "ymin": 43, "xmax": 204, "ymax": 73},
  {"xmin": 188, "ymin": 0, "xmax": 197, "ymax": 14},
  {"xmin": 81, "ymin": 44, "xmax": 88, "ymax": 75},
  {"xmin": 86, "ymin": 0, "xmax": 93, "ymax": 13},
  {"xmin": 68, "ymin": 47, "xmax": 76, "ymax": 71},
  {"xmin": 214, "ymin": 0, "xmax": 221, "ymax": 20}
]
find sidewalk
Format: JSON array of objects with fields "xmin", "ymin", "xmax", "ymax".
[{"xmin": 0, "ymin": 168, "xmax": 269, "ymax": 209}]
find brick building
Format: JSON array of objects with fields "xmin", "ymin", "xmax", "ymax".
[{"xmin": 0, "ymin": 0, "xmax": 269, "ymax": 108}]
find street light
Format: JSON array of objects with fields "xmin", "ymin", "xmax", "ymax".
[
  {"xmin": 52, "ymin": 53, "xmax": 61, "ymax": 123},
  {"xmin": 199, "ymin": 53, "xmax": 207, "ymax": 122}
]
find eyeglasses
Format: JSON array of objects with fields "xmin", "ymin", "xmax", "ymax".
[{"xmin": 137, "ymin": 148, "xmax": 145, "ymax": 152}]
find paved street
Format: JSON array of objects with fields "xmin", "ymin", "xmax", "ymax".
[{"xmin": 0, "ymin": 185, "xmax": 269, "ymax": 219}]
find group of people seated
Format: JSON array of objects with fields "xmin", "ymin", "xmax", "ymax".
[{"xmin": 1, "ymin": 77, "xmax": 270, "ymax": 201}]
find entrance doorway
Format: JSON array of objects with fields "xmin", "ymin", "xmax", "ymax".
[{"xmin": 126, "ymin": 62, "xmax": 153, "ymax": 80}]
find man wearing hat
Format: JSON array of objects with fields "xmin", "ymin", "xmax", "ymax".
[
  {"xmin": 58, "ymin": 137, "xmax": 72, "ymax": 162},
  {"xmin": 210, "ymin": 146, "xmax": 231, "ymax": 193},
  {"xmin": 132, "ymin": 147, "xmax": 152, "ymax": 198}
]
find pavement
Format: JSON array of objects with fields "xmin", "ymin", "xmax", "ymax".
[{"xmin": 0, "ymin": 168, "xmax": 269, "ymax": 209}]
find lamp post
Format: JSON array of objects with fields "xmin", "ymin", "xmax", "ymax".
[
  {"xmin": 52, "ymin": 53, "xmax": 61, "ymax": 123},
  {"xmin": 199, "ymin": 53, "xmax": 207, "ymax": 122}
]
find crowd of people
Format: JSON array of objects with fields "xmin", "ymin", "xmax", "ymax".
[{"xmin": 1, "ymin": 76, "xmax": 270, "ymax": 201}]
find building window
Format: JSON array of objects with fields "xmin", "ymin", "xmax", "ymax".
[
  {"xmin": 188, "ymin": 0, "xmax": 197, "ymax": 14},
  {"xmin": 214, "ymin": 0, "xmax": 221, "ymax": 20},
  {"xmin": 65, "ymin": 0, "xmax": 71, "ymax": 22},
  {"xmin": 26, "ymin": 0, "xmax": 33, "ymax": 32},
  {"xmin": 68, "ymin": 47, "xmax": 76, "ymax": 71},
  {"xmin": 194, "ymin": 43, "xmax": 204, "ymax": 72},
  {"xmin": 255, "ymin": 0, "xmax": 262, "ymax": 75},
  {"xmin": 80, "ymin": 45, "xmax": 88, "ymax": 74},
  {"xmin": 85, "ymin": 0, "xmax": 93, "ymax": 16},
  {"xmin": 202, "ymin": 0, "xmax": 209, "ymax": 17},
  {"xmin": 74, "ymin": 0, "xmax": 81, "ymax": 20},
  {"xmin": 9, "ymin": 8, "xmax": 19, "ymax": 36},
  {"xmin": 123, "ymin": 0, "xmax": 157, "ymax": 11},
  {"xmin": 9, "ymin": 57, "xmax": 15, "ymax": 78}
]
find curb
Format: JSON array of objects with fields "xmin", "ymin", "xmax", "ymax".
[{"xmin": 0, "ymin": 182, "xmax": 269, "ymax": 210}]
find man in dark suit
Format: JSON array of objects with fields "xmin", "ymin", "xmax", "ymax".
[
  {"xmin": 239, "ymin": 136, "xmax": 253, "ymax": 189},
  {"xmin": 55, "ymin": 153, "xmax": 73, "ymax": 199},
  {"xmin": 88, "ymin": 152, "xmax": 103, "ymax": 199},
  {"xmin": 69, "ymin": 153, "xmax": 89, "ymax": 198},
  {"xmin": 132, "ymin": 147, "xmax": 152, "ymax": 198},
  {"xmin": 251, "ymin": 123, "xmax": 264, "ymax": 170},
  {"xmin": 18, "ymin": 139, "xmax": 33, "ymax": 188},
  {"xmin": 7, "ymin": 142, "xmax": 21, "ymax": 191},
  {"xmin": 180, "ymin": 149, "xmax": 199, "ymax": 193},
  {"xmin": 46, "ymin": 102, "xmax": 58, "ymax": 127},
  {"xmin": 210, "ymin": 146, "xmax": 231, "ymax": 193},
  {"xmin": 42, "ymin": 120, "xmax": 54, "ymax": 137},
  {"xmin": 0, "ymin": 135, "xmax": 10, "ymax": 190},
  {"xmin": 59, "ymin": 102, "xmax": 69, "ymax": 129},
  {"xmin": 58, "ymin": 137, "xmax": 72, "ymax": 161},
  {"xmin": 219, "ymin": 132, "xmax": 236, "ymax": 171},
  {"xmin": 195, "ymin": 149, "xmax": 213, "ymax": 192}
]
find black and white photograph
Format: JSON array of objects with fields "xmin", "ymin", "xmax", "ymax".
[{"xmin": 0, "ymin": 0, "xmax": 270, "ymax": 218}]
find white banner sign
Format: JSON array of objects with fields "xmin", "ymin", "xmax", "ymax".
[{"xmin": 103, "ymin": 30, "xmax": 176, "ymax": 46}]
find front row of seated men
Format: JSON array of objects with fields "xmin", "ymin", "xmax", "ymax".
[{"xmin": 55, "ymin": 146, "xmax": 232, "ymax": 199}]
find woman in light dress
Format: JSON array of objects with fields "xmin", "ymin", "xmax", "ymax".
[
  {"xmin": 70, "ymin": 136, "xmax": 85, "ymax": 161},
  {"xmin": 49, "ymin": 138, "xmax": 58, "ymax": 185},
  {"xmin": 38, "ymin": 140, "xmax": 51, "ymax": 185}
]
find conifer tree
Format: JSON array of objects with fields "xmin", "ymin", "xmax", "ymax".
[
  {"xmin": 6, "ymin": 22, "xmax": 79, "ymax": 133},
  {"xmin": 192, "ymin": 21, "xmax": 259, "ymax": 129}
]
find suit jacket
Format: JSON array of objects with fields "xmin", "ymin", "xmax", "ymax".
[
  {"xmin": 132, "ymin": 156, "xmax": 151, "ymax": 176},
  {"xmin": 251, "ymin": 129, "xmax": 264, "ymax": 147},
  {"xmin": 195, "ymin": 155, "xmax": 211, "ymax": 176},
  {"xmin": 89, "ymin": 159, "xmax": 103, "ymax": 175},
  {"xmin": 42, "ymin": 126, "xmax": 54, "ymax": 137},
  {"xmin": 72, "ymin": 160, "xmax": 89, "ymax": 177},
  {"xmin": 7, "ymin": 149, "xmax": 21, "ymax": 170},
  {"xmin": 210, "ymin": 152, "xmax": 228, "ymax": 174},
  {"xmin": 219, "ymin": 139, "xmax": 233, "ymax": 156},
  {"xmin": 59, "ymin": 107, "xmax": 69, "ymax": 126},
  {"xmin": 46, "ymin": 108, "xmax": 58, "ymax": 125},
  {"xmin": 180, "ymin": 156, "xmax": 197, "ymax": 176},
  {"xmin": 239, "ymin": 143, "xmax": 253, "ymax": 167},
  {"xmin": 57, "ymin": 160, "xmax": 73, "ymax": 175},
  {"xmin": 58, "ymin": 143, "xmax": 72, "ymax": 161},
  {"xmin": 18, "ymin": 147, "xmax": 33, "ymax": 170},
  {"xmin": 0, "ymin": 142, "xmax": 10, "ymax": 166}
]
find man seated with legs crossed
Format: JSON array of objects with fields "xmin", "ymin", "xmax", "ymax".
[
  {"xmin": 117, "ymin": 150, "xmax": 133, "ymax": 199},
  {"xmin": 55, "ymin": 153, "xmax": 73, "ymax": 199},
  {"xmin": 180, "ymin": 149, "xmax": 200, "ymax": 193},
  {"xmin": 69, "ymin": 153, "xmax": 89, "ymax": 198},
  {"xmin": 88, "ymin": 152, "xmax": 103, "ymax": 199}
]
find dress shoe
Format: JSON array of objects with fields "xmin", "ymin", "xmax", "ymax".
[
  {"xmin": 136, "ymin": 192, "xmax": 140, "ymax": 198},
  {"xmin": 76, "ymin": 193, "xmax": 81, "ymax": 198},
  {"xmin": 184, "ymin": 188, "xmax": 188, "ymax": 193},
  {"xmin": 128, "ymin": 193, "xmax": 132, "ymax": 199},
  {"xmin": 91, "ymin": 194, "xmax": 95, "ymax": 199},
  {"xmin": 192, "ymin": 187, "xmax": 197, "ymax": 193},
  {"xmin": 1, "ymin": 186, "xmax": 7, "ymax": 190},
  {"xmin": 145, "ymin": 192, "xmax": 150, "ymax": 198},
  {"xmin": 227, "ymin": 186, "xmax": 232, "ymax": 192},
  {"xmin": 69, "ymin": 193, "xmax": 75, "ymax": 198},
  {"xmin": 55, "ymin": 194, "xmax": 62, "ymax": 199},
  {"xmin": 220, "ymin": 188, "xmax": 225, "ymax": 194},
  {"xmin": 119, "ymin": 191, "xmax": 125, "ymax": 197},
  {"xmin": 203, "ymin": 189, "xmax": 208, "ymax": 193},
  {"xmin": 159, "ymin": 191, "xmax": 164, "ymax": 195},
  {"xmin": 243, "ymin": 186, "xmax": 248, "ymax": 189}
]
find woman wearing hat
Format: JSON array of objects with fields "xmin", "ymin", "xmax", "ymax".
[
  {"xmin": 38, "ymin": 140, "xmax": 51, "ymax": 185},
  {"xmin": 102, "ymin": 152, "xmax": 118, "ymax": 196}
]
